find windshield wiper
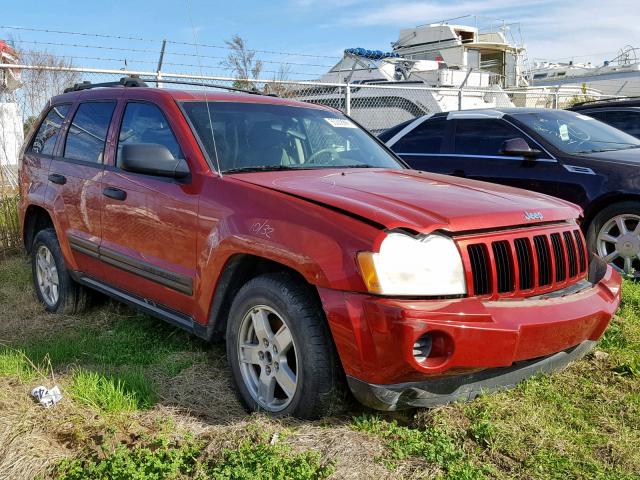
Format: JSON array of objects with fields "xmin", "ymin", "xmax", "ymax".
[
  {"xmin": 223, "ymin": 165, "xmax": 308, "ymax": 174},
  {"xmin": 335, "ymin": 164, "xmax": 375, "ymax": 168},
  {"xmin": 576, "ymin": 145, "xmax": 640, "ymax": 154}
]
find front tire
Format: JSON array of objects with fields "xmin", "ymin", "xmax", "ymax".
[
  {"xmin": 31, "ymin": 228, "xmax": 90, "ymax": 314},
  {"xmin": 226, "ymin": 273, "xmax": 343, "ymax": 419}
]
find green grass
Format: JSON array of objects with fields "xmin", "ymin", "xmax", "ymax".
[
  {"xmin": 0, "ymin": 253, "xmax": 208, "ymax": 414},
  {"xmin": 56, "ymin": 435, "xmax": 334, "ymax": 480},
  {"xmin": 22, "ymin": 316, "xmax": 204, "ymax": 368},
  {"xmin": 0, "ymin": 349, "xmax": 38, "ymax": 382},
  {"xmin": 1, "ymin": 254, "xmax": 640, "ymax": 479},
  {"xmin": 68, "ymin": 369, "xmax": 157, "ymax": 413},
  {"xmin": 0, "ymin": 312, "xmax": 206, "ymax": 414}
]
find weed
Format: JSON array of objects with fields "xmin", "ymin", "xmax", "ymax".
[
  {"xmin": 56, "ymin": 436, "xmax": 333, "ymax": 480},
  {"xmin": 56, "ymin": 438, "xmax": 201, "ymax": 480},
  {"xmin": 208, "ymin": 441, "xmax": 334, "ymax": 479},
  {"xmin": 352, "ymin": 415, "xmax": 489, "ymax": 479}
]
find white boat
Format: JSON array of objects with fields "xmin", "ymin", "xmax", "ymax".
[
  {"xmin": 529, "ymin": 46, "xmax": 640, "ymax": 97},
  {"xmin": 296, "ymin": 21, "xmax": 525, "ymax": 133}
]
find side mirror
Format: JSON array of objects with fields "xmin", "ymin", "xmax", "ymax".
[
  {"xmin": 120, "ymin": 143, "xmax": 190, "ymax": 179},
  {"xmin": 500, "ymin": 138, "xmax": 542, "ymax": 158}
]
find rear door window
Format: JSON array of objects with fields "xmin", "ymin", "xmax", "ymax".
[
  {"xmin": 454, "ymin": 119, "xmax": 532, "ymax": 156},
  {"xmin": 582, "ymin": 110, "xmax": 608, "ymax": 122},
  {"xmin": 30, "ymin": 105, "xmax": 71, "ymax": 155},
  {"xmin": 393, "ymin": 119, "xmax": 447, "ymax": 154},
  {"xmin": 64, "ymin": 102, "xmax": 116, "ymax": 163},
  {"xmin": 601, "ymin": 110, "xmax": 640, "ymax": 138},
  {"xmin": 116, "ymin": 102, "xmax": 183, "ymax": 167}
]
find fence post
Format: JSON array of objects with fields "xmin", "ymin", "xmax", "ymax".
[
  {"xmin": 458, "ymin": 88, "xmax": 463, "ymax": 111},
  {"xmin": 553, "ymin": 87, "xmax": 560, "ymax": 109},
  {"xmin": 345, "ymin": 84, "xmax": 351, "ymax": 116}
]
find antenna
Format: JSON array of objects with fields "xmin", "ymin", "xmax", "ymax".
[{"xmin": 184, "ymin": 0, "xmax": 223, "ymax": 177}]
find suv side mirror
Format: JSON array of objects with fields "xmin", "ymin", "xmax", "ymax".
[
  {"xmin": 120, "ymin": 143, "xmax": 190, "ymax": 179},
  {"xmin": 500, "ymin": 138, "xmax": 542, "ymax": 158}
]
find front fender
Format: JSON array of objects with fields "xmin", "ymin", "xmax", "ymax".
[{"xmin": 193, "ymin": 177, "xmax": 383, "ymax": 324}]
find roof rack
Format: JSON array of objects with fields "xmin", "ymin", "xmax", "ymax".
[
  {"xmin": 62, "ymin": 76, "xmax": 279, "ymax": 97},
  {"xmin": 64, "ymin": 76, "xmax": 148, "ymax": 93},
  {"xmin": 141, "ymin": 78, "xmax": 279, "ymax": 97},
  {"xmin": 572, "ymin": 96, "xmax": 640, "ymax": 107}
]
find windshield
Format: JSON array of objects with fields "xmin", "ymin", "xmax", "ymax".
[
  {"xmin": 510, "ymin": 110, "xmax": 640, "ymax": 154},
  {"xmin": 181, "ymin": 101, "xmax": 404, "ymax": 173}
]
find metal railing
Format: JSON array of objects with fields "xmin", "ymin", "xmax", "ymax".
[{"xmin": 0, "ymin": 63, "xmax": 619, "ymax": 137}]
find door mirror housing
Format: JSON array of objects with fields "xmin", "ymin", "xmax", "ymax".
[
  {"xmin": 500, "ymin": 138, "xmax": 542, "ymax": 158},
  {"xmin": 120, "ymin": 143, "xmax": 190, "ymax": 179}
]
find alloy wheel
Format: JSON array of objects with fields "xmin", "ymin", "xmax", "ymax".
[
  {"xmin": 237, "ymin": 305, "xmax": 299, "ymax": 412},
  {"xmin": 596, "ymin": 214, "xmax": 640, "ymax": 276},
  {"xmin": 35, "ymin": 245, "xmax": 60, "ymax": 306}
]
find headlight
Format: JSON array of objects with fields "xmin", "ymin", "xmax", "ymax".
[{"xmin": 357, "ymin": 232, "xmax": 467, "ymax": 296}]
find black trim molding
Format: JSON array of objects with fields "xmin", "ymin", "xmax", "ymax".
[
  {"xmin": 70, "ymin": 272, "xmax": 210, "ymax": 340},
  {"xmin": 67, "ymin": 234, "xmax": 193, "ymax": 295}
]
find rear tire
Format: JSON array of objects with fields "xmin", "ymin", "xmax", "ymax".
[
  {"xmin": 587, "ymin": 201, "xmax": 640, "ymax": 277},
  {"xmin": 226, "ymin": 272, "xmax": 343, "ymax": 419},
  {"xmin": 31, "ymin": 228, "xmax": 91, "ymax": 314}
]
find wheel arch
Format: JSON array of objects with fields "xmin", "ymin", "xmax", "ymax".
[
  {"xmin": 583, "ymin": 193, "xmax": 640, "ymax": 233},
  {"xmin": 206, "ymin": 253, "xmax": 322, "ymax": 339},
  {"xmin": 22, "ymin": 204, "xmax": 55, "ymax": 253}
]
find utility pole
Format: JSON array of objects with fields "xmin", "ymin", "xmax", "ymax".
[{"xmin": 156, "ymin": 39, "xmax": 167, "ymax": 88}]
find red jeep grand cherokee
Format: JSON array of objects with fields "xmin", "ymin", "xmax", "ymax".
[{"xmin": 19, "ymin": 78, "xmax": 621, "ymax": 418}]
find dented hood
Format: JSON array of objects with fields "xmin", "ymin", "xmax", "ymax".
[{"xmin": 231, "ymin": 168, "xmax": 581, "ymax": 232}]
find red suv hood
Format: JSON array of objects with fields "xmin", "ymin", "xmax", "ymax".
[{"xmin": 232, "ymin": 168, "xmax": 581, "ymax": 232}]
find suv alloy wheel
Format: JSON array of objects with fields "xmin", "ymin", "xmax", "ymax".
[
  {"xmin": 31, "ymin": 229, "xmax": 91, "ymax": 314},
  {"xmin": 226, "ymin": 273, "xmax": 343, "ymax": 419}
]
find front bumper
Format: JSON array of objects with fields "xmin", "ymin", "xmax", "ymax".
[
  {"xmin": 318, "ymin": 264, "xmax": 621, "ymax": 410},
  {"xmin": 347, "ymin": 340, "xmax": 596, "ymax": 410}
]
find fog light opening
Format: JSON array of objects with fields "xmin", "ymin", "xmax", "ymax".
[
  {"xmin": 412, "ymin": 334, "xmax": 433, "ymax": 362},
  {"xmin": 413, "ymin": 331, "xmax": 453, "ymax": 368}
]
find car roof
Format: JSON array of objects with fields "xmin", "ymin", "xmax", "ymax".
[
  {"xmin": 426, "ymin": 107, "xmax": 569, "ymax": 120},
  {"xmin": 569, "ymin": 97, "xmax": 640, "ymax": 110},
  {"xmin": 50, "ymin": 85, "xmax": 334, "ymax": 111}
]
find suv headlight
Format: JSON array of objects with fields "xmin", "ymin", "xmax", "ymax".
[{"xmin": 357, "ymin": 232, "xmax": 467, "ymax": 296}]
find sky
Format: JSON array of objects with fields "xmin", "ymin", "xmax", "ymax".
[{"xmin": 1, "ymin": 0, "xmax": 639, "ymax": 79}]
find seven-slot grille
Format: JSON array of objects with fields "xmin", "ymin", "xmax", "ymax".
[{"xmin": 461, "ymin": 227, "xmax": 588, "ymax": 298}]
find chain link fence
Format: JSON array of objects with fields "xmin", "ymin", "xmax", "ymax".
[{"xmin": 1, "ymin": 64, "xmax": 619, "ymax": 135}]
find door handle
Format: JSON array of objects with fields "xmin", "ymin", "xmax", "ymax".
[
  {"xmin": 452, "ymin": 169, "xmax": 467, "ymax": 178},
  {"xmin": 48, "ymin": 174, "xmax": 67, "ymax": 185},
  {"xmin": 102, "ymin": 187, "xmax": 127, "ymax": 201}
]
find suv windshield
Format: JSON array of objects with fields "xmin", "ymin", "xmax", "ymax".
[
  {"xmin": 510, "ymin": 110, "xmax": 640, "ymax": 154},
  {"xmin": 181, "ymin": 101, "xmax": 404, "ymax": 173}
]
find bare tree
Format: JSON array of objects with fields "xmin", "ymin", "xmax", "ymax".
[
  {"xmin": 221, "ymin": 35, "xmax": 263, "ymax": 90},
  {"xmin": 264, "ymin": 63, "xmax": 293, "ymax": 96},
  {"xmin": 16, "ymin": 50, "xmax": 81, "ymax": 121}
]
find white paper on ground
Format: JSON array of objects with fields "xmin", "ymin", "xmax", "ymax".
[{"xmin": 31, "ymin": 385, "xmax": 63, "ymax": 408}]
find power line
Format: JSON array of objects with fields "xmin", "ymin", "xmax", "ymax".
[
  {"xmin": 14, "ymin": 39, "xmax": 333, "ymax": 69},
  {"xmin": 0, "ymin": 24, "xmax": 339, "ymax": 60},
  {"xmin": 166, "ymin": 40, "xmax": 338, "ymax": 59},
  {"xmin": 0, "ymin": 25, "xmax": 157, "ymax": 43},
  {"xmin": 16, "ymin": 39, "xmax": 161, "ymax": 54}
]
